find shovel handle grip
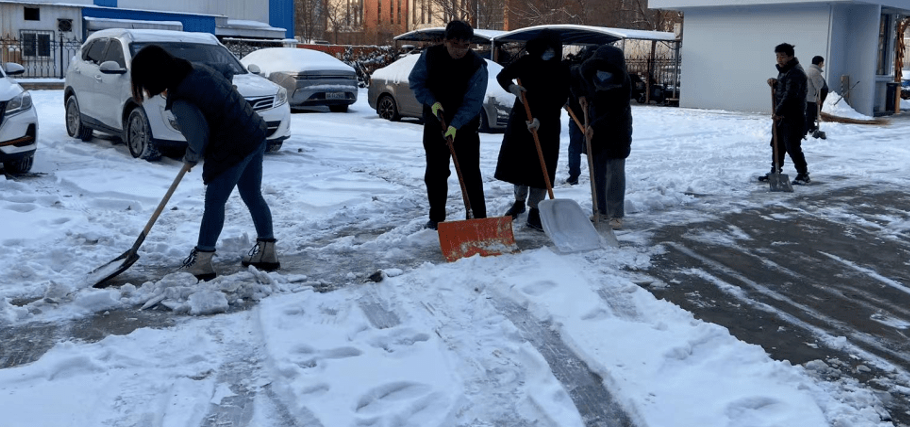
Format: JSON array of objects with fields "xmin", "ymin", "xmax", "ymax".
[{"xmin": 518, "ymin": 79, "xmax": 555, "ymax": 200}]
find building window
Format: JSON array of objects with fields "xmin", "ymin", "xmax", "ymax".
[
  {"xmin": 21, "ymin": 31, "xmax": 51, "ymax": 57},
  {"xmin": 378, "ymin": 0, "xmax": 382, "ymax": 23},
  {"xmin": 24, "ymin": 7, "xmax": 40, "ymax": 21},
  {"xmin": 397, "ymin": 0, "xmax": 401, "ymax": 24},
  {"xmin": 877, "ymin": 14, "xmax": 893, "ymax": 75}
]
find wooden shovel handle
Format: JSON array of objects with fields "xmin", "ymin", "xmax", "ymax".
[
  {"xmin": 566, "ymin": 104, "xmax": 601, "ymax": 225},
  {"xmin": 517, "ymin": 79, "xmax": 555, "ymax": 200},
  {"xmin": 440, "ymin": 116, "xmax": 473, "ymax": 219}
]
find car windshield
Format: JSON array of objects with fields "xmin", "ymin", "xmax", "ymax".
[{"xmin": 129, "ymin": 41, "xmax": 247, "ymax": 75}]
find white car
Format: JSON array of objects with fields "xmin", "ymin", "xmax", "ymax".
[
  {"xmin": 0, "ymin": 62, "xmax": 38, "ymax": 173},
  {"xmin": 241, "ymin": 47, "xmax": 358, "ymax": 112},
  {"xmin": 367, "ymin": 54, "xmax": 514, "ymax": 132},
  {"xmin": 64, "ymin": 28, "xmax": 291, "ymax": 161}
]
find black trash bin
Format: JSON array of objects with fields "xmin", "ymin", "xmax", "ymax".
[{"xmin": 886, "ymin": 82, "xmax": 899, "ymax": 112}]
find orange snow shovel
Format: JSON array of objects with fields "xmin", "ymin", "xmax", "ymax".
[{"xmin": 437, "ymin": 117, "xmax": 518, "ymax": 262}]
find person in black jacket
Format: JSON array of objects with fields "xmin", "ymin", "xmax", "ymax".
[
  {"xmin": 759, "ymin": 43, "xmax": 810, "ymax": 185},
  {"xmin": 493, "ymin": 30, "xmax": 571, "ymax": 230},
  {"xmin": 408, "ymin": 20, "xmax": 489, "ymax": 230},
  {"xmin": 130, "ymin": 44, "xmax": 280, "ymax": 281},
  {"xmin": 576, "ymin": 45, "xmax": 632, "ymax": 230},
  {"xmin": 564, "ymin": 46, "xmax": 597, "ymax": 186}
]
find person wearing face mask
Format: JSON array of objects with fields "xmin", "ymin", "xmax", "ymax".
[
  {"xmin": 574, "ymin": 45, "xmax": 632, "ymax": 230},
  {"xmin": 493, "ymin": 30, "xmax": 571, "ymax": 230},
  {"xmin": 408, "ymin": 20, "xmax": 489, "ymax": 230}
]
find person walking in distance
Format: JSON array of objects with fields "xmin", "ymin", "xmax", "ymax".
[
  {"xmin": 408, "ymin": 20, "xmax": 489, "ymax": 230},
  {"xmin": 575, "ymin": 45, "xmax": 633, "ymax": 230},
  {"xmin": 130, "ymin": 44, "xmax": 280, "ymax": 281},
  {"xmin": 805, "ymin": 55, "xmax": 828, "ymax": 139},
  {"xmin": 759, "ymin": 43, "xmax": 810, "ymax": 185},
  {"xmin": 494, "ymin": 30, "xmax": 571, "ymax": 230}
]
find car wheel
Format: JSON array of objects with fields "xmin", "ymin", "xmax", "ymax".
[
  {"xmin": 3, "ymin": 153, "xmax": 34, "ymax": 174},
  {"xmin": 377, "ymin": 95, "xmax": 400, "ymax": 121},
  {"xmin": 126, "ymin": 107, "xmax": 161, "ymax": 161},
  {"xmin": 65, "ymin": 96, "xmax": 93, "ymax": 141},
  {"xmin": 479, "ymin": 107, "xmax": 491, "ymax": 133},
  {"xmin": 329, "ymin": 104, "xmax": 349, "ymax": 113}
]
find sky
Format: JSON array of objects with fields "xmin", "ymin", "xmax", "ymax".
[{"xmin": 0, "ymin": 80, "xmax": 908, "ymax": 426}]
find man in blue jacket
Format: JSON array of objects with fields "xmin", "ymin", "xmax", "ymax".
[{"xmin": 408, "ymin": 20, "xmax": 489, "ymax": 230}]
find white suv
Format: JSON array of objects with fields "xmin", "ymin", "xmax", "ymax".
[
  {"xmin": 0, "ymin": 62, "xmax": 38, "ymax": 173},
  {"xmin": 64, "ymin": 29, "xmax": 291, "ymax": 161}
]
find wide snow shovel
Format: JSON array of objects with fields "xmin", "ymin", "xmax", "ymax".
[
  {"xmin": 769, "ymin": 87, "xmax": 793, "ymax": 193},
  {"xmin": 86, "ymin": 162, "xmax": 190, "ymax": 288},
  {"xmin": 437, "ymin": 119, "xmax": 518, "ymax": 262},
  {"xmin": 566, "ymin": 104, "xmax": 619, "ymax": 247},
  {"xmin": 518, "ymin": 81, "xmax": 607, "ymax": 254}
]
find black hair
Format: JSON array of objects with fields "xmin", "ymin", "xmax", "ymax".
[
  {"xmin": 130, "ymin": 44, "xmax": 192, "ymax": 103},
  {"xmin": 445, "ymin": 20, "xmax": 473, "ymax": 41},
  {"xmin": 525, "ymin": 29, "xmax": 562, "ymax": 58},
  {"xmin": 774, "ymin": 43, "xmax": 795, "ymax": 57},
  {"xmin": 812, "ymin": 55, "xmax": 824, "ymax": 65}
]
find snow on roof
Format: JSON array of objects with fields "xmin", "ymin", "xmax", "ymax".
[
  {"xmin": 393, "ymin": 27, "xmax": 506, "ymax": 45},
  {"xmin": 493, "ymin": 24, "xmax": 678, "ymax": 45},
  {"xmin": 240, "ymin": 47, "xmax": 354, "ymax": 75},
  {"xmin": 89, "ymin": 28, "xmax": 219, "ymax": 44}
]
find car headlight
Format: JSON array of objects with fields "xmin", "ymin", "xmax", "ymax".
[
  {"xmin": 274, "ymin": 87, "xmax": 288, "ymax": 107},
  {"xmin": 4, "ymin": 91, "xmax": 33, "ymax": 116}
]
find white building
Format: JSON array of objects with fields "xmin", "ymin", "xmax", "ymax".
[{"xmin": 650, "ymin": 0, "xmax": 910, "ymax": 116}]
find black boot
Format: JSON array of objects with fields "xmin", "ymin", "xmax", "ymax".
[
  {"xmin": 504, "ymin": 201, "xmax": 526, "ymax": 220},
  {"xmin": 526, "ymin": 207, "xmax": 543, "ymax": 230}
]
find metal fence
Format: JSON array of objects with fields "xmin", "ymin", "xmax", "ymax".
[{"xmin": 1, "ymin": 34, "xmax": 83, "ymax": 79}]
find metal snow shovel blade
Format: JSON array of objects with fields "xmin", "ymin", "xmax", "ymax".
[
  {"xmin": 86, "ymin": 163, "xmax": 190, "ymax": 288},
  {"xmin": 518, "ymin": 80, "xmax": 607, "ymax": 253},
  {"xmin": 437, "ymin": 120, "xmax": 518, "ymax": 262},
  {"xmin": 769, "ymin": 87, "xmax": 793, "ymax": 193},
  {"xmin": 566, "ymin": 104, "xmax": 619, "ymax": 248}
]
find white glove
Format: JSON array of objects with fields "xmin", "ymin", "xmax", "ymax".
[
  {"xmin": 508, "ymin": 84, "xmax": 526, "ymax": 101},
  {"xmin": 526, "ymin": 117, "xmax": 540, "ymax": 132}
]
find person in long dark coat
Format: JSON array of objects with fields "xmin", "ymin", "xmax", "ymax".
[
  {"xmin": 576, "ymin": 45, "xmax": 633, "ymax": 230},
  {"xmin": 494, "ymin": 30, "xmax": 571, "ymax": 230},
  {"xmin": 759, "ymin": 43, "xmax": 810, "ymax": 185}
]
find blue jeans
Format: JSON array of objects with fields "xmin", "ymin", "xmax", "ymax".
[
  {"xmin": 196, "ymin": 142, "xmax": 274, "ymax": 251},
  {"xmin": 592, "ymin": 154, "xmax": 625, "ymax": 219},
  {"xmin": 567, "ymin": 119, "xmax": 584, "ymax": 180}
]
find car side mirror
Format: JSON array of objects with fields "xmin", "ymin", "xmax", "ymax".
[
  {"xmin": 3, "ymin": 62, "xmax": 25, "ymax": 76},
  {"xmin": 247, "ymin": 64, "xmax": 262, "ymax": 75},
  {"xmin": 99, "ymin": 60, "xmax": 127, "ymax": 75}
]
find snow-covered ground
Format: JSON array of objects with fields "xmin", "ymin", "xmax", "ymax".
[{"xmin": 0, "ymin": 86, "xmax": 907, "ymax": 426}]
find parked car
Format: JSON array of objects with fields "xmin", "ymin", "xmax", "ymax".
[
  {"xmin": 367, "ymin": 54, "xmax": 514, "ymax": 132},
  {"xmin": 0, "ymin": 62, "xmax": 38, "ymax": 173},
  {"xmin": 64, "ymin": 28, "xmax": 291, "ymax": 161},
  {"xmin": 241, "ymin": 47, "xmax": 358, "ymax": 112}
]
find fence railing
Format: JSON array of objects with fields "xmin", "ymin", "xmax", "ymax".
[{"xmin": 1, "ymin": 36, "xmax": 83, "ymax": 79}]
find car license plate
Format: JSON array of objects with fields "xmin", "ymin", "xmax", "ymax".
[{"xmin": 326, "ymin": 92, "xmax": 346, "ymax": 100}]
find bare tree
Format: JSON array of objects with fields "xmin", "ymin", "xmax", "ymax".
[
  {"xmin": 296, "ymin": 0, "xmax": 327, "ymax": 42},
  {"xmin": 325, "ymin": 0, "xmax": 365, "ymax": 44},
  {"xmin": 622, "ymin": 0, "xmax": 681, "ymax": 31}
]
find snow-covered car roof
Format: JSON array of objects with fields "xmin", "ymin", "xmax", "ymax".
[
  {"xmin": 240, "ymin": 47, "xmax": 354, "ymax": 76},
  {"xmin": 86, "ymin": 28, "xmax": 221, "ymax": 45}
]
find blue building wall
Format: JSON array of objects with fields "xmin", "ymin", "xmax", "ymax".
[
  {"xmin": 81, "ymin": 8, "xmax": 217, "ymax": 35},
  {"xmin": 94, "ymin": 0, "xmax": 117, "ymax": 7},
  {"xmin": 270, "ymin": 0, "xmax": 295, "ymax": 39}
]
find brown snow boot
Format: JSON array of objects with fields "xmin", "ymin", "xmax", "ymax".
[
  {"xmin": 182, "ymin": 248, "xmax": 216, "ymax": 281},
  {"xmin": 242, "ymin": 238, "xmax": 280, "ymax": 271}
]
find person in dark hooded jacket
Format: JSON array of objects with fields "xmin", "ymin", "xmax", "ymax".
[
  {"xmin": 759, "ymin": 43, "xmax": 810, "ymax": 185},
  {"xmin": 493, "ymin": 30, "xmax": 571, "ymax": 230},
  {"xmin": 130, "ymin": 44, "xmax": 280, "ymax": 281},
  {"xmin": 575, "ymin": 45, "xmax": 632, "ymax": 230}
]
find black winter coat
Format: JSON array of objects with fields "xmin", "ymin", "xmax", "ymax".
[
  {"xmin": 578, "ymin": 45, "xmax": 632, "ymax": 159},
  {"xmin": 493, "ymin": 43, "xmax": 571, "ymax": 189},
  {"xmin": 166, "ymin": 64, "xmax": 267, "ymax": 184},
  {"xmin": 773, "ymin": 57, "xmax": 808, "ymax": 126}
]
